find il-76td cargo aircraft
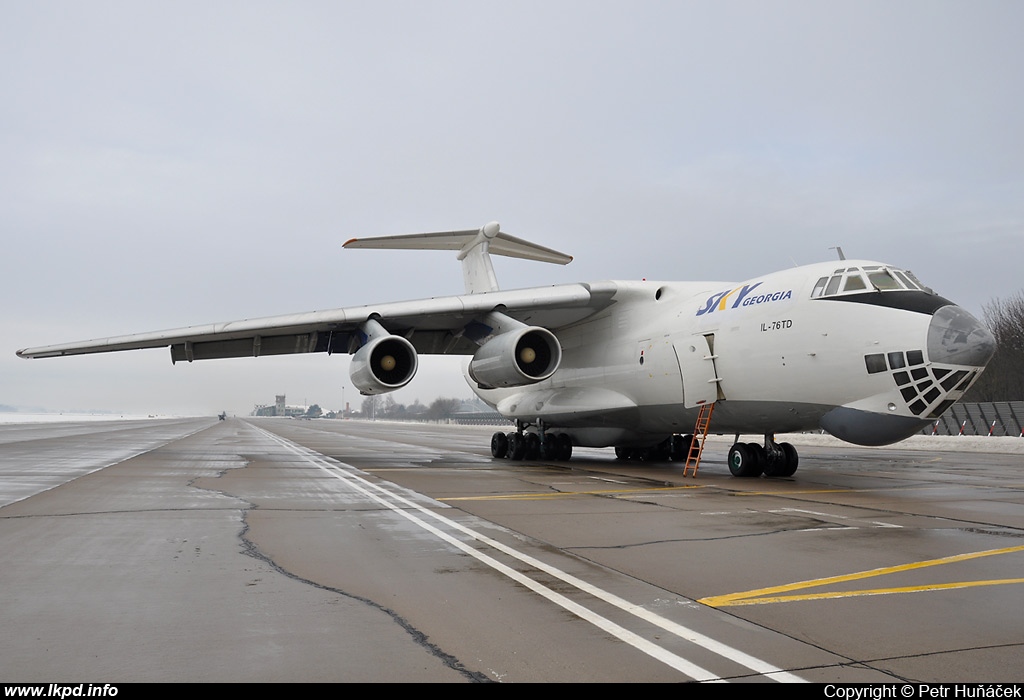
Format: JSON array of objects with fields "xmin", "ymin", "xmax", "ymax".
[{"xmin": 18, "ymin": 222, "xmax": 996, "ymax": 477}]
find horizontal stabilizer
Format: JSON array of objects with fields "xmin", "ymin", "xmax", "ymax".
[
  {"xmin": 344, "ymin": 226, "xmax": 573, "ymax": 265},
  {"xmin": 344, "ymin": 221, "xmax": 572, "ymax": 294}
]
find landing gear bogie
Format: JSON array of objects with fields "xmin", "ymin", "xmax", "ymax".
[{"xmin": 492, "ymin": 429, "xmax": 573, "ymax": 462}]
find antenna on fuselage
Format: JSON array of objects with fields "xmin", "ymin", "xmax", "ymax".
[{"xmin": 830, "ymin": 246, "xmax": 846, "ymax": 261}]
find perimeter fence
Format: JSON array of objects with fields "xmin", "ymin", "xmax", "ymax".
[{"xmin": 925, "ymin": 401, "xmax": 1024, "ymax": 437}]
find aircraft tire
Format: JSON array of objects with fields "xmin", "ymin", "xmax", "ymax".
[
  {"xmin": 508, "ymin": 432, "xmax": 526, "ymax": 460},
  {"xmin": 761, "ymin": 443, "xmax": 797, "ymax": 477},
  {"xmin": 540, "ymin": 435, "xmax": 560, "ymax": 460},
  {"xmin": 556, "ymin": 433, "xmax": 573, "ymax": 461},
  {"xmin": 761, "ymin": 453, "xmax": 784, "ymax": 477},
  {"xmin": 670, "ymin": 434, "xmax": 694, "ymax": 461},
  {"xmin": 747, "ymin": 443, "xmax": 766, "ymax": 474},
  {"xmin": 648, "ymin": 438, "xmax": 672, "ymax": 462},
  {"xmin": 525, "ymin": 433, "xmax": 541, "ymax": 460},
  {"xmin": 778, "ymin": 442, "xmax": 799, "ymax": 476},
  {"xmin": 728, "ymin": 443, "xmax": 761, "ymax": 477},
  {"xmin": 491, "ymin": 432, "xmax": 508, "ymax": 458}
]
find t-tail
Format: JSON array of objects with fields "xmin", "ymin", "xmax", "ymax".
[{"xmin": 342, "ymin": 221, "xmax": 573, "ymax": 293}]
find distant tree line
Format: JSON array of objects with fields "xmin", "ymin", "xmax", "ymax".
[
  {"xmin": 964, "ymin": 291, "xmax": 1024, "ymax": 402},
  {"xmin": 358, "ymin": 395, "xmax": 465, "ymax": 422}
]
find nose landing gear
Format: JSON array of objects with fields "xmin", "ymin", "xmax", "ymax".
[{"xmin": 728, "ymin": 434, "xmax": 799, "ymax": 477}]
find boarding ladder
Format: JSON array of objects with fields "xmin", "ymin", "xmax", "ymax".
[{"xmin": 682, "ymin": 402, "xmax": 715, "ymax": 477}]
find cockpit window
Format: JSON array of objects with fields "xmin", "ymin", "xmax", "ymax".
[
  {"xmin": 893, "ymin": 270, "xmax": 919, "ymax": 290},
  {"xmin": 904, "ymin": 270, "xmax": 934, "ymax": 293},
  {"xmin": 867, "ymin": 270, "xmax": 901, "ymax": 291},
  {"xmin": 811, "ymin": 265, "xmax": 934, "ymax": 299},
  {"xmin": 843, "ymin": 273, "xmax": 867, "ymax": 292},
  {"xmin": 811, "ymin": 277, "xmax": 828, "ymax": 297}
]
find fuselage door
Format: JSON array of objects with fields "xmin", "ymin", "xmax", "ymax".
[{"xmin": 676, "ymin": 333, "xmax": 723, "ymax": 408}]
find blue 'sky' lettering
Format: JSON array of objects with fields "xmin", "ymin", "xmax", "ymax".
[
  {"xmin": 697, "ymin": 282, "xmax": 763, "ymax": 316},
  {"xmin": 696, "ymin": 290, "xmax": 728, "ymax": 316}
]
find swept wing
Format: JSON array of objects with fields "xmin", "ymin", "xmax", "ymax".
[{"xmin": 17, "ymin": 283, "xmax": 616, "ymax": 363}]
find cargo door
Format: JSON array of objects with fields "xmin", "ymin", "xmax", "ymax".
[{"xmin": 675, "ymin": 333, "xmax": 723, "ymax": 408}]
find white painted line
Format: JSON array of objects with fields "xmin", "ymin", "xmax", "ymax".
[
  {"xmin": 252, "ymin": 425, "xmax": 807, "ymax": 683},
  {"xmin": 769, "ymin": 507, "xmax": 901, "ymax": 530}
]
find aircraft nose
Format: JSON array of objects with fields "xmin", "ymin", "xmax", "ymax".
[{"xmin": 926, "ymin": 305, "xmax": 996, "ymax": 368}]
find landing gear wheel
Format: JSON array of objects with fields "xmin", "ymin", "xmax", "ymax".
[
  {"xmin": 747, "ymin": 443, "xmax": 766, "ymax": 473},
  {"xmin": 778, "ymin": 442, "xmax": 799, "ymax": 477},
  {"xmin": 524, "ymin": 433, "xmax": 541, "ymax": 460},
  {"xmin": 556, "ymin": 433, "xmax": 573, "ymax": 461},
  {"xmin": 614, "ymin": 446, "xmax": 635, "ymax": 461},
  {"xmin": 642, "ymin": 438, "xmax": 671, "ymax": 462},
  {"xmin": 762, "ymin": 442, "xmax": 799, "ymax": 477},
  {"xmin": 728, "ymin": 443, "xmax": 762, "ymax": 477},
  {"xmin": 670, "ymin": 434, "xmax": 694, "ymax": 461},
  {"xmin": 490, "ymin": 432, "xmax": 508, "ymax": 458},
  {"xmin": 540, "ymin": 435, "xmax": 560, "ymax": 460},
  {"xmin": 508, "ymin": 432, "xmax": 526, "ymax": 460}
]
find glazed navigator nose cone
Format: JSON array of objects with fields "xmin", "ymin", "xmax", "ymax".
[{"xmin": 927, "ymin": 305, "xmax": 996, "ymax": 368}]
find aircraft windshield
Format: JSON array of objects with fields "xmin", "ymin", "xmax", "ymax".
[{"xmin": 810, "ymin": 266, "xmax": 929, "ymax": 299}]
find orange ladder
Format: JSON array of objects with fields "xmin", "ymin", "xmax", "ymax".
[{"xmin": 682, "ymin": 402, "xmax": 715, "ymax": 477}]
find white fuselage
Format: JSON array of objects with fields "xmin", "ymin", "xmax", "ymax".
[{"xmin": 470, "ymin": 260, "xmax": 994, "ymax": 448}]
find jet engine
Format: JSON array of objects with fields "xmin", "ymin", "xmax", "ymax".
[
  {"xmin": 349, "ymin": 320, "xmax": 418, "ymax": 395},
  {"xmin": 468, "ymin": 326, "xmax": 561, "ymax": 389}
]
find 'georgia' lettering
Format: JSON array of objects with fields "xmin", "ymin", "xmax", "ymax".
[
  {"xmin": 696, "ymin": 282, "xmax": 762, "ymax": 316},
  {"xmin": 697, "ymin": 282, "xmax": 792, "ymax": 316}
]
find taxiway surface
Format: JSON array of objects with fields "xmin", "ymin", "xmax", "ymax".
[{"xmin": 1, "ymin": 417, "xmax": 1021, "ymax": 682}]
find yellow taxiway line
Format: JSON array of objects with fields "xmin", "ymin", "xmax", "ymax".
[{"xmin": 699, "ymin": 544, "xmax": 1024, "ymax": 607}]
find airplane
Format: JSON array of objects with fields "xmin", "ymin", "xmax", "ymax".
[{"xmin": 17, "ymin": 221, "xmax": 996, "ymax": 477}]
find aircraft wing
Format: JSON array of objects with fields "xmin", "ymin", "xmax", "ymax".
[{"xmin": 16, "ymin": 282, "xmax": 617, "ymax": 363}]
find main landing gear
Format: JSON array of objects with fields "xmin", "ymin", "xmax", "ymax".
[
  {"xmin": 613, "ymin": 434, "xmax": 697, "ymax": 462},
  {"xmin": 727, "ymin": 434, "xmax": 799, "ymax": 477},
  {"xmin": 491, "ymin": 421, "xmax": 573, "ymax": 462},
  {"xmin": 488, "ymin": 424, "xmax": 799, "ymax": 478}
]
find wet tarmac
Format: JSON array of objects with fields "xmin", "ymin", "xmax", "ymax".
[{"xmin": 1, "ymin": 417, "xmax": 1022, "ymax": 682}]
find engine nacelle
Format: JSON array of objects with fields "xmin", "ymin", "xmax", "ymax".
[
  {"xmin": 468, "ymin": 327, "xmax": 561, "ymax": 389},
  {"xmin": 350, "ymin": 334, "xmax": 418, "ymax": 395}
]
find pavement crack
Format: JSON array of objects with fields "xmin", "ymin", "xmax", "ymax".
[{"xmin": 236, "ymin": 512, "xmax": 492, "ymax": 683}]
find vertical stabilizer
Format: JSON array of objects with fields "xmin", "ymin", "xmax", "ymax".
[
  {"xmin": 457, "ymin": 221, "xmax": 501, "ymax": 293},
  {"xmin": 343, "ymin": 222, "xmax": 573, "ymax": 294}
]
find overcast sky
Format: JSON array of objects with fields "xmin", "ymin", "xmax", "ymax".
[{"xmin": 3, "ymin": 1, "xmax": 1023, "ymax": 416}]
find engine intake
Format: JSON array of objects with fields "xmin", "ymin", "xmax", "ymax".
[
  {"xmin": 469, "ymin": 327, "xmax": 561, "ymax": 389},
  {"xmin": 350, "ymin": 327, "xmax": 418, "ymax": 395}
]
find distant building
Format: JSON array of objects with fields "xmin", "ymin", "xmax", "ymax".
[{"xmin": 251, "ymin": 394, "xmax": 308, "ymax": 417}]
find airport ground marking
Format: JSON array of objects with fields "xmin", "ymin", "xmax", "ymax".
[
  {"xmin": 249, "ymin": 423, "xmax": 806, "ymax": 683},
  {"xmin": 699, "ymin": 544, "xmax": 1024, "ymax": 607},
  {"xmin": 768, "ymin": 507, "xmax": 902, "ymax": 530}
]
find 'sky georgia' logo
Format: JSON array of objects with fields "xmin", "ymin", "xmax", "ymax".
[{"xmin": 696, "ymin": 282, "xmax": 793, "ymax": 316}]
